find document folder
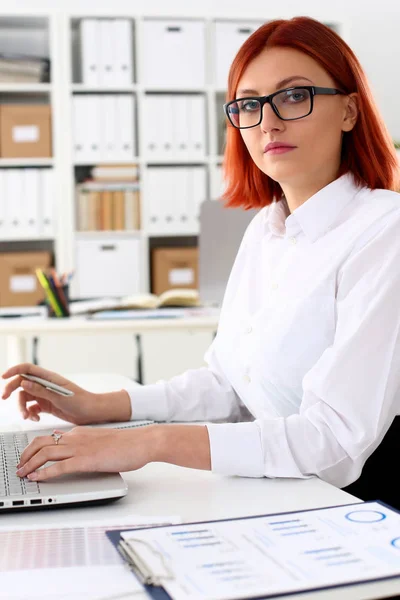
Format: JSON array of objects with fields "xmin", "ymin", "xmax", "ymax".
[{"xmin": 106, "ymin": 500, "xmax": 400, "ymax": 600}]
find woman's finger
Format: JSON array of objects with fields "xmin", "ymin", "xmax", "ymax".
[
  {"xmin": 18, "ymin": 434, "xmax": 62, "ymax": 467},
  {"xmin": 18, "ymin": 390, "xmax": 44, "ymax": 421},
  {"xmin": 17, "ymin": 445, "xmax": 73, "ymax": 478},
  {"xmin": 18, "ymin": 389, "xmax": 30, "ymax": 419},
  {"xmin": 2, "ymin": 375, "xmax": 24, "ymax": 400},
  {"xmin": 2, "ymin": 363, "xmax": 67, "ymax": 384},
  {"xmin": 19, "ymin": 379, "xmax": 60, "ymax": 403},
  {"xmin": 26, "ymin": 458, "xmax": 81, "ymax": 482},
  {"xmin": 26, "ymin": 402, "xmax": 42, "ymax": 422}
]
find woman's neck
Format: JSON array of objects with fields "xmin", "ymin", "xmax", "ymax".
[{"xmin": 280, "ymin": 168, "xmax": 340, "ymax": 214}]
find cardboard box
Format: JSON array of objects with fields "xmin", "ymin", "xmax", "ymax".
[
  {"xmin": 0, "ymin": 104, "xmax": 52, "ymax": 158},
  {"xmin": 0, "ymin": 251, "xmax": 52, "ymax": 307},
  {"xmin": 152, "ymin": 247, "xmax": 198, "ymax": 295}
]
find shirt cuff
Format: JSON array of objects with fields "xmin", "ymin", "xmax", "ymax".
[
  {"xmin": 206, "ymin": 421, "xmax": 265, "ymax": 477},
  {"xmin": 125, "ymin": 381, "xmax": 170, "ymax": 422}
]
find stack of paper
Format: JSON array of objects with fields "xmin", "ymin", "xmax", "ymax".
[{"xmin": 0, "ymin": 514, "xmax": 181, "ymax": 599}]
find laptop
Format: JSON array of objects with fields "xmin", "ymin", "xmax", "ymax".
[
  {"xmin": 198, "ymin": 200, "xmax": 258, "ymax": 307},
  {"xmin": 0, "ymin": 420, "xmax": 152, "ymax": 512}
]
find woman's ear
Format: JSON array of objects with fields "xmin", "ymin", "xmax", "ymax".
[{"xmin": 342, "ymin": 93, "xmax": 359, "ymax": 132}]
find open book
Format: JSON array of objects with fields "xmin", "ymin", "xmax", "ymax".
[{"xmin": 70, "ymin": 289, "xmax": 200, "ymax": 315}]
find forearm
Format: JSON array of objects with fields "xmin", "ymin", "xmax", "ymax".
[
  {"xmin": 94, "ymin": 390, "xmax": 132, "ymax": 423},
  {"xmin": 152, "ymin": 424, "xmax": 211, "ymax": 471}
]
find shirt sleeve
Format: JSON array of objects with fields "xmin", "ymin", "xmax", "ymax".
[
  {"xmin": 207, "ymin": 212, "xmax": 400, "ymax": 487},
  {"xmin": 125, "ymin": 338, "xmax": 254, "ymax": 423}
]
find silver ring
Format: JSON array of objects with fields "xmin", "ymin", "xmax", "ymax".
[{"xmin": 51, "ymin": 432, "xmax": 62, "ymax": 445}]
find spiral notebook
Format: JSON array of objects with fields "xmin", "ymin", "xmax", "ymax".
[{"xmin": 106, "ymin": 500, "xmax": 400, "ymax": 600}]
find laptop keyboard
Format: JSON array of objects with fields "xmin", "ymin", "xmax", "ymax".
[{"xmin": 0, "ymin": 433, "xmax": 40, "ymax": 497}]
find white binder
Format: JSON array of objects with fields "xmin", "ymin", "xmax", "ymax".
[
  {"xmin": 99, "ymin": 95, "xmax": 117, "ymax": 160},
  {"xmin": 23, "ymin": 169, "xmax": 40, "ymax": 237},
  {"xmin": 0, "ymin": 169, "xmax": 6, "ymax": 238},
  {"xmin": 5, "ymin": 169, "xmax": 24, "ymax": 238},
  {"xmin": 86, "ymin": 95, "xmax": 102, "ymax": 162},
  {"xmin": 159, "ymin": 96, "xmax": 174, "ymax": 158},
  {"xmin": 171, "ymin": 96, "xmax": 189, "ymax": 159},
  {"xmin": 188, "ymin": 95, "xmax": 206, "ymax": 158},
  {"xmin": 41, "ymin": 168, "xmax": 55, "ymax": 238},
  {"xmin": 72, "ymin": 94, "xmax": 88, "ymax": 161},
  {"xmin": 80, "ymin": 19, "xmax": 100, "ymax": 86},
  {"xmin": 141, "ymin": 95, "xmax": 158, "ymax": 157},
  {"xmin": 115, "ymin": 95, "xmax": 135, "ymax": 160},
  {"xmin": 146, "ymin": 168, "xmax": 165, "ymax": 234},
  {"xmin": 191, "ymin": 166, "xmax": 207, "ymax": 233},
  {"xmin": 113, "ymin": 19, "xmax": 133, "ymax": 85},
  {"xmin": 98, "ymin": 20, "xmax": 115, "ymax": 87},
  {"xmin": 176, "ymin": 167, "xmax": 192, "ymax": 234}
]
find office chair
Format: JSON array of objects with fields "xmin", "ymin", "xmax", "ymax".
[{"xmin": 342, "ymin": 416, "xmax": 400, "ymax": 509}]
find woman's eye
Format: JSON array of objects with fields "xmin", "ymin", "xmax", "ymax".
[
  {"xmin": 285, "ymin": 92, "xmax": 306, "ymax": 103},
  {"xmin": 240, "ymin": 100, "xmax": 259, "ymax": 112}
]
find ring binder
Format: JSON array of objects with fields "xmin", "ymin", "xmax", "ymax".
[
  {"xmin": 118, "ymin": 538, "xmax": 174, "ymax": 586},
  {"xmin": 107, "ymin": 501, "xmax": 400, "ymax": 600}
]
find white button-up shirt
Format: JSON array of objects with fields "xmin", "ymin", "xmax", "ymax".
[{"xmin": 128, "ymin": 173, "xmax": 400, "ymax": 488}]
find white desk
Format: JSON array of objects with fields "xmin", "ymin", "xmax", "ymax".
[
  {"xmin": 1, "ymin": 388, "xmax": 399, "ymax": 598},
  {"xmin": 0, "ymin": 313, "xmax": 219, "ymax": 368},
  {"xmin": 1, "ymin": 463, "xmax": 399, "ymax": 600}
]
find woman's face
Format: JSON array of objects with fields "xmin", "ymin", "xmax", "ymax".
[{"xmin": 236, "ymin": 46, "xmax": 356, "ymax": 189}]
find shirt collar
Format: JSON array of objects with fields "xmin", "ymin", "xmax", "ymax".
[{"xmin": 265, "ymin": 172, "xmax": 362, "ymax": 243}]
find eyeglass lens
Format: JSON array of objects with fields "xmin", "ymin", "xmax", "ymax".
[{"xmin": 228, "ymin": 88, "xmax": 312, "ymax": 127}]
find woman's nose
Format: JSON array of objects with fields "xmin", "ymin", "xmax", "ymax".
[{"xmin": 260, "ymin": 102, "xmax": 283, "ymax": 133}]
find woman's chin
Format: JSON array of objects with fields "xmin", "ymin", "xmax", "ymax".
[{"xmin": 261, "ymin": 162, "xmax": 298, "ymax": 183}]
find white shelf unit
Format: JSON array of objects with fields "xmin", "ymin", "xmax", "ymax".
[
  {"xmin": 63, "ymin": 13, "xmax": 247, "ymax": 298},
  {"xmin": 0, "ymin": 83, "xmax": 52, "ymax": 93},
  {"xmin": 0, "ymin": 13, "xmax": 65, "ymax": 263},
  {"xmin": 0, "ymin": 12, "xmax": 343, "ymax": 299},
  {"xmin": 0, "ymin": 157, "xmax": 54, "ymax": 166}
]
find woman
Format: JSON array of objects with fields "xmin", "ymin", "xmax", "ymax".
[{"xmin": 2, "ymin": 17, "xmax": 400, "ymax": 507}]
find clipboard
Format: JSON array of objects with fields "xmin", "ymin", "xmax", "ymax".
[{"xmin": 106, "ymin": 500, "xmax": 400, "ymax": 600}]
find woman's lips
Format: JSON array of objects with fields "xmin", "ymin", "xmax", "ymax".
[{"xmin": 265, "ymin": 146, "xmax": 296, "ymax": 155}]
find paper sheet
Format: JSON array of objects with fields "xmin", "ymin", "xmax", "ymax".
[
  {"xmin": 121, "ymin": 502, "xmax": 400, "ymax": 600},
  {"xmin": 0, "ymin": 514, "xmax": 181, "ymax": 600}
]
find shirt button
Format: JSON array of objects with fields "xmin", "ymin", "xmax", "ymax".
[
  {"xmin": 245, "ymin": 326, "xmax": 253, "ymax": 334},
  {"xmin": 271, "ymin": 282, "xmax": 279, "ymax": 290},
  {"xmin": 290, "ymin": 237, "xmax": 297, "ymax": 245},
  {"xmin": 243, "ymin": 374, "xmax": 251, "ymax": 383}
]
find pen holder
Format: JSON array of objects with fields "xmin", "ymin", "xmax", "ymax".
[{"xmin": 47, "ymin": 284, "xmax": 70, "ymax": 318}]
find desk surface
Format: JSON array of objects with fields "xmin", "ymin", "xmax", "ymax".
[
  {"xmin": 1, "ymin": 409, "xmax": 399, "ymax": 598},
  {"xmin": 1, "ymin": 461, "xmax": 399, "ymax": 600},
  {"xmin": 0, "ymin": 313, "xmax": 219, "ymax": 335}
]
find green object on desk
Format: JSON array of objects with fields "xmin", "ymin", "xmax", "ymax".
[{"xmin": 35, "ymin": 268, "xmax": 64, "ymax": 318}]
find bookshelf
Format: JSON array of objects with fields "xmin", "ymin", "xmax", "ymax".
[{"xmin": 0, "ymin": 10, "xmax": 344, "ymax": 300}]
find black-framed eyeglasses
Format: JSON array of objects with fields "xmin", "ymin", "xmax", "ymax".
[{"xmin": 223, "ymin": 86, "xmax": 346, "ymax": 129}]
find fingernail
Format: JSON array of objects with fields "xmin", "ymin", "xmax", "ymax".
[
  {"xmin": 16, "ymin": 468, "xmax": 23, "ymax": 476},
  {"xmin": 31, "ymin": 416, "xmax": 39, "ymax": 422},
  {"xmin": 27, "ymin": 473, "xmax": 38, "ymax": 481},
  {"xmin": 22, "ymin": 381, "xmax": 32, "ymax": 390}
]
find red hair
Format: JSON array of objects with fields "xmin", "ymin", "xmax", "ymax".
[{"xmin": 223, "ymin": 16, "xmax": 399, "ymax": 209}]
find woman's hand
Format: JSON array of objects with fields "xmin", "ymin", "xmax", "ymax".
[
  {"xmin": 1, "ymin": 363, "xmax": 131, "ymax": 425},
  {"xmin": 16, "ymin": 425, "xmax": 160, "ymax": 482}
]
